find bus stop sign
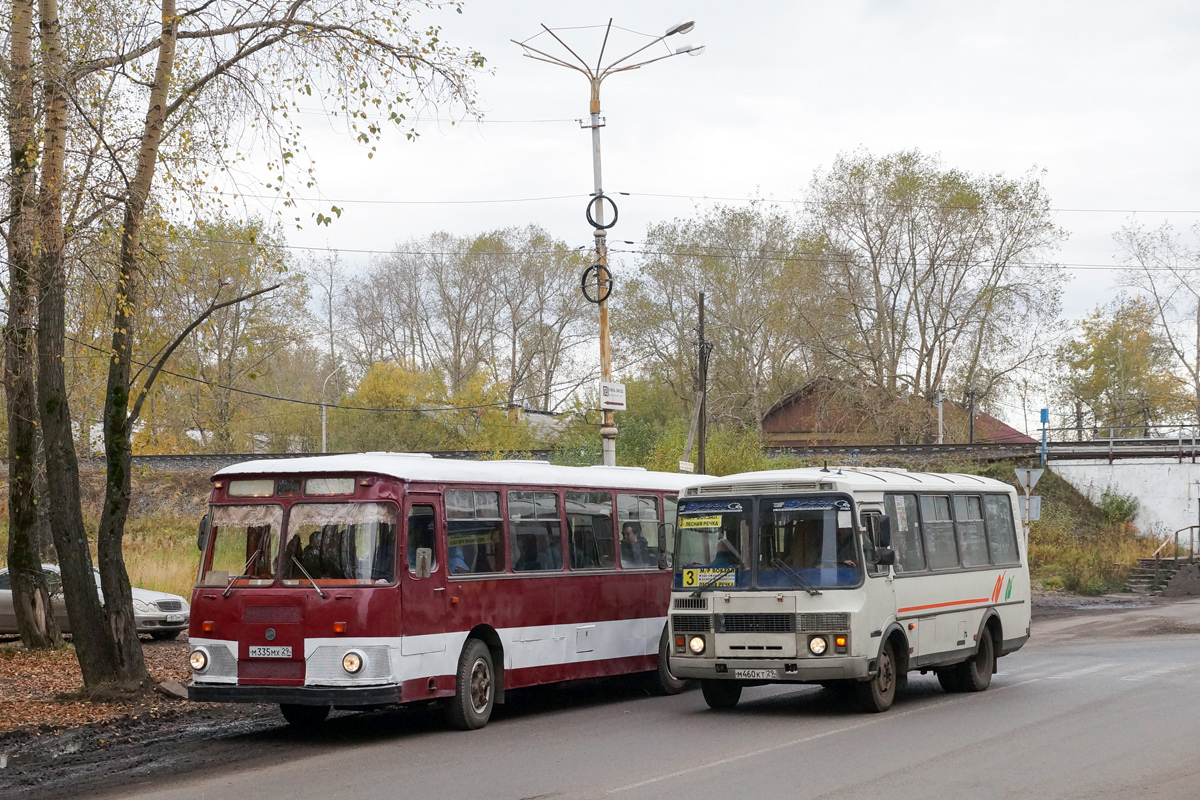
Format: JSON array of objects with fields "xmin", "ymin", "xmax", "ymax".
[{"xmin": 1013, "ymin": 468, "xmax": 1043, "ymax": 493}]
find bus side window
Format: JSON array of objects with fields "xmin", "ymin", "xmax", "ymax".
[
  {"xmin": 510, "ymin": 491, "xmax": 563, "ymax": 572},
  {"xmin": 984, "ymin": 495, "xmax": 1020, "ymax": 565},
  {"xmin": 884, "ymin": 493, "xmax": 925, "ymax": 573},
  {"xmin": 565, "ymin": 491, "xmax": 615, "ymax": 569},
  {"xmin": 954, "ymin": 495, "xmax": 989, "ymax": 567},
  {"xmin": 407, "ymin": 505, "xmax": 437, "ymax": 574},
  {"xmin": 920, "ymin": 495, "xmax": 959, "ymax": 570}
]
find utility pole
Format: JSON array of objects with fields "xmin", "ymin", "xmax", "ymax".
[
  {"xmin": 935, "ymin": 389, "xmax": 944, "ymax": 445},
  {"xmin": 697, "ymin": 293, "xmax": 713, "ymax": 474},
  {"xmin": 514, "ymin": 20, "xmax": 704, "ymax": 467},
  {"xmin": 967, "ymin": 388, "xmax": 977, "ymax": 444}
]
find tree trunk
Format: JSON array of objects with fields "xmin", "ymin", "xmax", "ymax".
[
  {"xmin": 95, "ymin": 0, "xmax": 179, "ymax": 687},
  {"xmin": 4, "ymin": 0, "xmax": 61, "ymax": 650},
  {"xmin": 33, "ymin": 0, "xmax": 122, "ymax": 682}
]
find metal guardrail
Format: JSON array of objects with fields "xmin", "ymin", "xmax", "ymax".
[{"xmin": 767, "ymin": 437, "xmax": 1200, "ymax": 463}]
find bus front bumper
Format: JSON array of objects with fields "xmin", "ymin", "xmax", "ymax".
[
  {"xmin": 188, "ymin": 682, "xmax": 404, "ymax": 707},
  {"xmin": 670, "ymin": 655, "xmax": 871, "ymax": 683}
]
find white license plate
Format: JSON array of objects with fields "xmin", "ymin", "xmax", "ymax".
[
  {"xmin": 166, "ymin": 614, "xmax": 184, "ymax": 623},
  {"xmin": 249, "ymin": 646, "xmax": 292, "ymax": 658},
  {"xmin": 734, "ymin": 668, "xmax": 777, "ymax": 679}
]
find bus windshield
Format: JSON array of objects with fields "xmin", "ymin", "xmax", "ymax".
[
  {"xmin": 674, "ymin": 499, "xmax": 752, "ymax": 590},
  {"xmin": 756, "ymin": 497, "xmax": 861, "ymax": 588},
  {"xmin": 201, "ymin": 504, "xmax": 284, "ymax": 586},
  {"xmin": 280, "ymin": 502, "xmax": 397, "ymax": 585}
]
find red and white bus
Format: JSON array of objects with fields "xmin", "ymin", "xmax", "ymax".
[{"xmin": 187, "ymin": 453, "xmax": 698, "ymax": 729}]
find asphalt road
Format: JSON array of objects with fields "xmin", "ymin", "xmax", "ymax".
[{"xmin": 103, "ymin": 599, "xmax": 1200, "ymax": 800}]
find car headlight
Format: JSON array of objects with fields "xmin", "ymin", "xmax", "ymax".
[
  {"xmin": 808, "ymin": 636, "xmax": 828, "ymax": 655},
  {"xmin": 342, "ymin": 651, "xmax": 364, "ymax": 674},
  {"xmin": 688, "ymin": 636, "xmax": 706, "ymax": 655},
  {"xmin": 189, "ymin": 648, "xmax": 209, "ymax": 671},
  {"xmin": 133, "ymin": 599, "xmax": 152, "ymax": 613}
]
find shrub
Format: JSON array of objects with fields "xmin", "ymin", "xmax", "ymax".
[{"xmin": 1099, "ymin": 487, "xmax": 1139, "ymax": 525}]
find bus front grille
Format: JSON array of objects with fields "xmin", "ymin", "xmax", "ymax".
[
  {"xmin": 798, "ymin": 613, "xmax": 851, "ymax": 632},
  {"xmin": 716, "ymin": 613, "xmax": 796, "ymax": 634},
  {"xmin": 672, "ymin": 614, "xmax": 712, "ymax": 633},
  {"xmin": 673, "ymin": 597, "xmax": 708, "ymax": 610}
]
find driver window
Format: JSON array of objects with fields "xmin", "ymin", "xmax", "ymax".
[
  {"xmin": 860, "ymin": 512, "xmax": 887, "ymax": 576},
  {"xmin": 406, "ymin": 505, "xmax": 437, "ymax": 573}
]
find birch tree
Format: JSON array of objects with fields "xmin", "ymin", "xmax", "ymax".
[{"xmin": 1115, "ymin": 221, "xmax": 1200, "ymax": 421}]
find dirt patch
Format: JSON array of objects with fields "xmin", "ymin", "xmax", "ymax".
[{"xmin": 1029, "ymin": 589, "xmax": 1160, "ymax": 620}]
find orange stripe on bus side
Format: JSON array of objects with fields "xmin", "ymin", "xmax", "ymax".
[{"xmin": 897, "ymin": 597, "xmax": 991, "ymax": 613}]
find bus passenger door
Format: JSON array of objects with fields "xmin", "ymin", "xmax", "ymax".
[
  {"xmin": 401, "ymin": 497, "xmax": 448, "ymax": 657},
  {"xmin": 861, "ymin": 508, "xmax": 897, "ymax": 635}
]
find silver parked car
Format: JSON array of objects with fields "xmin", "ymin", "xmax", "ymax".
[{"xmin": 0, "ymin": 563, "xmax": 190, "ymax": 641}]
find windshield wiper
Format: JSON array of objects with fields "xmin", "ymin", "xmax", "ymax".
[
  {"xmin": 222, "ymin": 549, "xmax": 265, "ymax": 597},
  {"xmin": 691, "ymin": 565, "xmax": 738, "ymax": 597},
  {"xmin": 290, "ymin": 556, "xmax": 327, "ymax": 599},
  {"xmin": 771, "ymin": 557, "xmax": 822, "ymax": 596}
]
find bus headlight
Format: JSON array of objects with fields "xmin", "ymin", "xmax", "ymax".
[
  {"xmin": 808, "ymin": 636, "xmax": 828, "ymax": 656},
  {"xmin": 688, "ymin": 636, "xmax": 706, "ymax": 655},
  {"xmin": 189, "ymin": 648, "xmax": 209, "ymax": 672},
  {"xmin": 342, "ymin": 650, "xmax": 364, "ymax": 674}
]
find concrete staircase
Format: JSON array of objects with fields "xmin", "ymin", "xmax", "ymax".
[{"xmin": 1124, "ymin": 558, "xmax": 1191, "ymax": 595}]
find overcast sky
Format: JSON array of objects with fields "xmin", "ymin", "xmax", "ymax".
[{"xmin": 249, "ymin": 0, "xmax": 1200, "ymax": 416}]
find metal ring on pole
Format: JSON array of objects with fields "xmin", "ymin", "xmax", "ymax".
[
  {"xmin": 585, "ymin": 194, "xmax": 618, "ymax": 230},
  {"xmin": 581, "ymin": 264, "xmax": 613, "ymax": 304}
]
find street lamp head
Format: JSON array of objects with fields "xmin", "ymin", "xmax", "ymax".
[
  {"xmin": 665, "ymin": 20, "xmax": 695, "ymax": 36},
  {"xmin": 675, "ymin": 43, "xmax": 706, "ymax": 57}
]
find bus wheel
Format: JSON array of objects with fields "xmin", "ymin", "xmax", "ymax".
[
  {"xmin": 280, "ymin": 703, "xmax": 330, "ymax": 727},
  {"xmin": 957, "ymin": 631, "xmax": 995, "ymax": 692},
  {"xmin": 649, "ymin": 626, "xmax": 687, "ymax": 695},
  {"xmin": 445, "ymin": 638, "xmax": 495, "ymax": 731},
  {"xmin": 701, "ymin": 680, "xmax": 742, "ymax": 710},
  {"xmin": 856, "ymin": 640, "xmax": 897, "ymax": 713}
]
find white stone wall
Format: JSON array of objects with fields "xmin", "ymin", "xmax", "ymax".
[{"xmin": 1052, "ymin": 458, "xmax": 1200, "ymax": 540}]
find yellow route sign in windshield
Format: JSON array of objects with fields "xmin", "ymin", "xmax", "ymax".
[
  {"xmin": 679, "ymin": 515, "xmax": 722, "ymax": 529},
  {"xmin": 681, "ymin": 568, "xmax": 736, "ymax": 588}
]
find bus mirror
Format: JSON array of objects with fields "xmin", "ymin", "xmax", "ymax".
[
  {"xmin": 415, "ymin": 547, "xmax": 432, "ymax": 579},
  {"xmin": 657, "ymin": 523, "xmax": 674, "ymax": 571},
  {"xmin": 875, "ymin": 548, "xmax": 896, "ymax": 566},
  {"xmin": 867, "ymin": 515, "xmax": 893, "ymax": 548},
  {"xmin": 197, "ymin": 514, "xmax": 210, "ymax": 552},
  {"xmin": 878, "ymin": 516, "xmax": 892, "ymax": 548}
]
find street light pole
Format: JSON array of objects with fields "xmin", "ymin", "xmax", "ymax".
[
  {"xmin": 515, "ymin": 20, "xmax": 703, "ymax": 466},
  {"xmin": 321, "ymin": 365, "xmax": 342, "ymax": 454}
]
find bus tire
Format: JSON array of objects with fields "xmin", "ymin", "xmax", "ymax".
[
  {"xmin": 649, "ymin": 625, "xmax": 687, "ymax": 695},
  {"xmin": 701, "ymin": 680, "xmax": 742, "ymax": 710},
  {"xmin": 280, "ymin": 703, "xmax": 330, "ymax": 727},
  {"xmin": 445, "ymin": 638, "xmax": 495, "ymax": 731},
  {"xmin": 937, "ymin": 668, "xmax": 963, "ymax": 693},
  {"xmin": 956, "ymin": 630, "xmax": 995, "ymax": 692},
  {"xmin": 855, "ymin": 640, "xmax": 897, "ymax": 713}
]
